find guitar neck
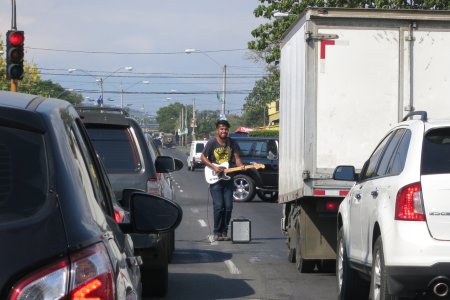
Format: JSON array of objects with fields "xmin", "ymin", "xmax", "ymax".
[{"xmin": 223, "ymin": 165, "xmax": 258, "ymax": 174}]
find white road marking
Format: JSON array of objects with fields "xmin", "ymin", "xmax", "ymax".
[
  {"xmin": 224, "ymin": 260, "xmax": 241, "ymax": 274},
  {"xmin": 179, "ymin": 190, "xmax": 183, "ymax": 193},
  {"xmin": 198, "ymin": 219, "xmax": 207, "ymax": 227}
]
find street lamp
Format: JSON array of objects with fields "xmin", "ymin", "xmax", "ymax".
[
  {"xmin": 185, "ymin": 48, "xmax": 227, "ymax": 118},
  {"xmin": 273, "ymin": 11, "xmax": 297, "ymax": 18},
  {"xmin": 120, "ymin": 80, "xmax": 150, "ymax": 109},
  {"xmin": 68, "ymin": 66, "xmax": 133, "ymax": 106}
]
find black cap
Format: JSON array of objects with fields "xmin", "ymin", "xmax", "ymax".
[{"xmin": 215, "ymin": 119, "xmax": 230, "ymax": 128}]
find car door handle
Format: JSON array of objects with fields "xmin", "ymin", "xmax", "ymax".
[{"xmin": 371, "ymin": 190, "xmax": 378, "ymax": 198}]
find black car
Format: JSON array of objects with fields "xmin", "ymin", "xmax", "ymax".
[
  {"xmin": 232, "ymin": 136, "xmax": 279, "ymax": 202},
  {"xmin": 77, "ymin": 106, "xmax": 182, "ymax": 296},
  {"xmin": 0, "ymin": 92, "xmax": 182, "ymax": 299}
]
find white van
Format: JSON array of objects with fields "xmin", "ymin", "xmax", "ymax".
[{"xmin": 187, "ymin": 140, "xmax": 207, "ymax": 171}]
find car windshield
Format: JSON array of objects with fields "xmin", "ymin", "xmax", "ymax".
[
  {"xmin": 422, "ymin": 127, "xmax": 450, "ymax": 175},
  {"xmin": 0, "ymin": 126, "xmax": 48, "ymax": 222},
  {"xmin": 85, "ymin": 127, "xmax": 142, "ymax": 173}
]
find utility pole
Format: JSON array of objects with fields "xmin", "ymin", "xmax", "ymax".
[
  {"xmin": 192, "ymin": 98, "xmax": 196, "ymax": 141},
  {"xmin": 221, "ymin": 65, "xmax": 227, "ymax": 117}
]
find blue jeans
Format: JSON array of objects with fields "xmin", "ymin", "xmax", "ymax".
[{"xmin": 210, "ymin": 179, "xmax": 234, "ymax": 235}]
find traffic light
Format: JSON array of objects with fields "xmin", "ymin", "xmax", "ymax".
[{"xmin": 6, "ymin": 30, "xmax": 25, "ymax": 80}]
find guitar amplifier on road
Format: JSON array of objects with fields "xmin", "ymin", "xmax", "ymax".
[{"xmin": 231, "ymin": 218, "xmax": 251, "ymax": 243}]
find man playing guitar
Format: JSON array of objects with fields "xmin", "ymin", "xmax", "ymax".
[{"xmin": 200, "ymin": 119, "xmax": 244, "ymax": 242}]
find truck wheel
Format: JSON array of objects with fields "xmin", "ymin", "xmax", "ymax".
[
  {"xmin": 337, "ymin": 228, "xmax": 369, "ymax": 300},
  {"xmin": 257, "ymin": 190, "xmax": 278, "ymax": 202},
  {"xmin": 370, "ymin": 236, "xmax": 392, "ymax": 300},
  {"xmin": 295, "ymin": 222, "xmax": 315, "ymax": 273},
  {"xmin": 233, "ymin": 174, "xmax": 255, "ymax": 202}
]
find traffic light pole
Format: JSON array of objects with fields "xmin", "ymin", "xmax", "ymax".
[{"xmin": 10, "ymin": 80, "xmax": 17, "ymax": 92}]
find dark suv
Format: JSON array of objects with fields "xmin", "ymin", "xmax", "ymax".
[
  {"xmin": 77, "ymin": 106, "xmax": 182, "ymax": 295},
  {"xmin": 0, "ymin": 92, "xmax": 182, "ymax": 299},
  {"xmin": 232, "ymin": 136, "xmax": 279, "ymax": 202}
]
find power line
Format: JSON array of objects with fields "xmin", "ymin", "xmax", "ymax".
[{"xmin": 26, "ymin": 47, "xmax": 249, "ymax": 55}]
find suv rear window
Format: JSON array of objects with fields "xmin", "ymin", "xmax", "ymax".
[
  {"xmin": 0, "ymin": 127, "xmax": 47, "ymax": 222},
  {"xmin": 422, "ymin": 128, "xmax": 450, "ymax": 175},
  {"xmin": 85, "ymin": 127, "xmax": 142, "ymax": 173}
]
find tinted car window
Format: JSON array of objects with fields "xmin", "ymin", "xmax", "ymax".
[
  {"xmin": 254, "ymin": 141, "xmax": 268, "ymax": 158},
  {"xmin": 0, "ymin": 127, "xmax": 47, "ymax": 221},
  {"xmin": 389, "ymin": 130, "xmax": 411, "ymax": 175},
  {"xmin": 362, "ymin": 132, "xmax": 393, "ymax": 180},
  {"xmin": 376, "ymin": 129, "xmax": 405, "ymax": 177},
  {"xmin": 86, "ymin": 127, "xmax": 142, "ymax": 173},
  {"xmin": 195, "ymin": 143, "xmax": 205, "ymax": 152},
  {"xmin": 422, "ymin": 127, "xmax": 450, "ymax": 175},
  {"xmin": 236, "ymin": 141, "xmax": 253, "ymax": 157}
]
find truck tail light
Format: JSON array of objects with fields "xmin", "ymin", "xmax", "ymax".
[
  {"xmin": 395, "ymin": 182, "xmax": 425, "ymax": 221},
  {"xmin": 9, "ymin": 243, "xmax": 114, "ymax": 300},
  {"xmin": 147, "ymin": 178, "xmax": 161, "ymax": 196}
]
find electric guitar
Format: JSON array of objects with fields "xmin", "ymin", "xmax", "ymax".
[{"xmin": 204, "ymin": 162, "xmax": 265, "ymax": 184}]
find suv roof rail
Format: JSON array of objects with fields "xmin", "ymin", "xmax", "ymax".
[
  {"xmin": 75, "ymin": 106, "xmax": 129, "ymax": 116},
  {"xmin": 402, "ymin": 111, "xmax": 427, "ymax": 122}
]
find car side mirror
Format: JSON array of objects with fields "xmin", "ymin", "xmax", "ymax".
[
  {"xmin": 155, "ymin": 156, "xmax": 179, "ymax": 173},
  {"xmin": 174, "ymin": 158, "xmax": 183, "ymax": 171},
  {"xmin": 333, "ymin": 165, "xmax": 356, "ymax": 181},
  {"xmin": 128, "ymin": 192, "xmax": 182, "ymax": 233},
  {"xmin": 120, "ymin": 188, "xmax": 145, "ymax": 210}
]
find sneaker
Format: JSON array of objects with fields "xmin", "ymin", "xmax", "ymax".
[
  {"xmin": 221, "ymin": 232, "xmax": 231, "ymax": 241},
  {"xmin": 213, "ymin": 234, "xmax": 223, "ymax": 241}
]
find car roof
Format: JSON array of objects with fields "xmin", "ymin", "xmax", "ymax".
[
  {"xmin": 0, "ymin": 91, "xmax": 41, "ymax": 110},
  {"xmin": 76, "ymin": 106, "xmax": 130, "ymax": 126},
  {"xmin": 232, "ymin": 136, "xmax": 278, "ymax": 141}
]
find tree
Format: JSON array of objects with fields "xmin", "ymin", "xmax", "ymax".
[
  {"xmin": 156, "ymin": 102, "xmax": 193, "ymax": 134},
  {"xmin": 242, "ymin": 66, "xmax": 279, "ymax": 127}
]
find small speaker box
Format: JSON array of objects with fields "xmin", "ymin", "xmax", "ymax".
[{"xmin": 231, "ymin": 218, "xmax": 251, "ymax": 243}]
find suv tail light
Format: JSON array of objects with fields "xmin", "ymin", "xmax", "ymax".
[
  {"xmin": 395, "ymin": 182, "xmax": 426, "ymax": 221},
  {"xmin": 9, "ymin": 243, "xmax": 114, "ymax": 300},
  {"xmin": 147, "ymin": 178, "xmax": 161, "ymax": 196}
]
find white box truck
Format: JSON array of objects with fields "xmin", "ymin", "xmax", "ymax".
[{"xmin": 279, "ymin": 8, "xmax": 450, "ymax": 273}]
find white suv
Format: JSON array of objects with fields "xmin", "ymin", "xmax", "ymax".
[{"xmin": 334, "ymin": 111, "xmax": 450, "ymax": 300}]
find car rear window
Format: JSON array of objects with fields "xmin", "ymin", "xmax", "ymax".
[
  {"xmin": 85, "ymin": 127, "xmax": 142, "ymax": 173},
  {"xmin": 0, "ymin": 127, "xmax": 47, "ymax": 222},
  {"xmin": 422, "ymin": 128, "xmax": 450, "ymax": 175},
  {"xmin": 236, "ymin": 140, "xmax": 253, "ymax": 157},
  {"xmin": 195, "ymin": 143, "xmax": 205, "ymax": 152}
]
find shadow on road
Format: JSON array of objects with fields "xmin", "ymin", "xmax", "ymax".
[{"xmin": 170, "ymin": 248, "xmax": 233, "ymax": 264}]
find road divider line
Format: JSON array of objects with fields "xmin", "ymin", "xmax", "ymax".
[
  {"xmin": 224, "ymin": 260, "xmax": 241, "ymax": 274},
  {"xmin": 198, "ymin": 219, "xmax": 207, "ymax": 227}
]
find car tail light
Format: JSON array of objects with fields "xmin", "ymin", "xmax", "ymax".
[
  {"xmin": 395, "ymin": 182, "xmax": 425, "ymax": 221},
  {"xmin": 9, "ymin": 243, "xmax": 114, "ymax": 300},
  {"xmin": 113, "ymin": 204, "xmax": 126, "ymax": 223},
  {"xmin": 147, "ymin": 178, "xmax": 161, "ymax": 196}
]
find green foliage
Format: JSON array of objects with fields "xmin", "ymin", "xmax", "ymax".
[
  {"xmin": 241, "ymin": 66, "xmax": 279, "ymax": 127},
  {"xmin": 249, "ymin": 129, "xmax": 279, "ymax": 137}
]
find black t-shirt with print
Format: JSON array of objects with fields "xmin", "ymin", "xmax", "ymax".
[{"xmin": 202, "ymin": 137, "xmax": 240, "ymax": 167}]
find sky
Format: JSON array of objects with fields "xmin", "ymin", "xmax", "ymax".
[{"xmin": 0, "ymin": 0, "xmax": 267, "ymax": 117}]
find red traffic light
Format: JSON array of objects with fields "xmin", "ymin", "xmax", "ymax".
[{"xmin": 8, "ymin": 31, "xmax": 24, "ymax": 46}]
